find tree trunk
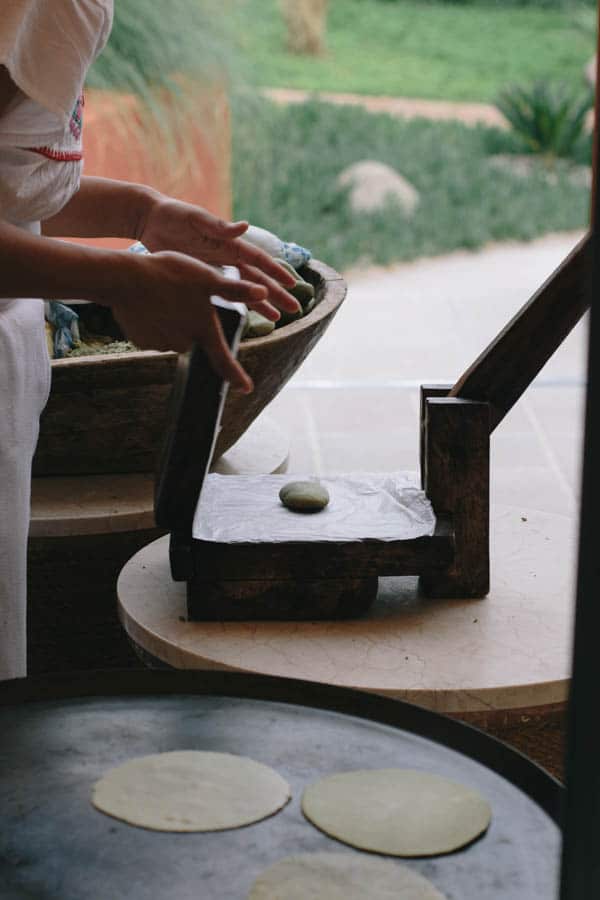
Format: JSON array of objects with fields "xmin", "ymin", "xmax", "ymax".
[{"xmin": 282, "ymin": 0, "xmax": 328, "ymax": 56}]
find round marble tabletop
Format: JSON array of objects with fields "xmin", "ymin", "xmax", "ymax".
[
  {"xmin": 30, "ymin": 415, "xmax": 289, "ymax": 538},
  {"xmin": 117, "ymin": 503, "xmax": 576, "ymax": 719}
]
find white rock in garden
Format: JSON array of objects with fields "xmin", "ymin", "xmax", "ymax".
[
  {"xmin": 585, "ymin": 55, "xmax": 596, "ymax": 87},
  {"xmin": 488, "ymin": 154, "xmax": 592, "ymax": 189},
  {"xmin": 337, "ymin": 160, "xmax": 420, "ymax": 216}
]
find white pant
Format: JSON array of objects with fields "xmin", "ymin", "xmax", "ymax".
[
  {"xmin": 0, "ymin": 227, "xmax": 50, "ymax": 679},
  {"xmin": 0, "ymin": 81, "xmax": 87, "ymax": 680}
]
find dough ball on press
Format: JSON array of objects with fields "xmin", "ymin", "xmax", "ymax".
[{"xmin": 279, "ymin": 481, "xmax": 330, "ymax": 512}]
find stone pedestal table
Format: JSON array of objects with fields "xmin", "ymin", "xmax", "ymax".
[{"xmin": 117, "ymin": 503, "xmax": 576, "ymax": 778}]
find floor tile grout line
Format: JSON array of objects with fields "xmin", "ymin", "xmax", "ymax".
[
  {"xmin": 521, "ymin": 397, "xmax": 577, "ymax": 509},
  {"xmin": 288, "ymin": 377, "xmax": 586, "ymax": 391}
]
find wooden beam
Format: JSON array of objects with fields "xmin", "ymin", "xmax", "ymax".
[
  {"xmin": 450, "ymin": 36, "xmax": 597, "ymax": 431},
  {"xmin": 189, "ymin": 518, "xmax": 455, "ymax": 581},
  {"xmin": 450, "ymin": 236, "xmax": 591, "ymax": 431}
]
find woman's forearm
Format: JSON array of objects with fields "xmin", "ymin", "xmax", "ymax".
[
  {"xmin": 41, "ymin": 176, "xmax": 158, "ymax": 240},
  {"xmin": 0, "ymin": 214, "xmax": 278, "ymax": 390},
  {"xmin": 0, "ymin": 218, "xmax": 136, "ymax": 302}
]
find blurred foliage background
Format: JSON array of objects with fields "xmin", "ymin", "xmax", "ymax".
[
  {"xmin": 232, "ymin": 97, "xmax": 590, "ymax": 270},
  {"xmin": 88, "ymin": 0, "xmax": 238, "ymax": 94},
  {"xmin": 87, "ymin": 0, "xmax": 596, "ymax": 270},
  {"xmin": 229, "ymin": 0, "xmax": 593, "ymax": 102}
]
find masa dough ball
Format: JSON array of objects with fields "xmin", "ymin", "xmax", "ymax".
[{"xmin": 279, "ymin": 481, "xmax": 330, "ymax": 512}]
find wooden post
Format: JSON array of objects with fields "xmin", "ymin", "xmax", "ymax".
[
  {"xmin": 420, "ymin": 392, "xmax": 490, "ymax": 598},
  {"xmin": 419, "ymin": 384, "xmax": 453, "ymax": 487},
  {"xmin": 593, "ymin": 10, "xmax": 599, "ymax": 228},
  {"xmin": 449, "ymin": 236, "xmax": 591, "ymax": 432},
  {"xmin": 559, "ymin": 7, "xmax": 600, "ymax": 898}
]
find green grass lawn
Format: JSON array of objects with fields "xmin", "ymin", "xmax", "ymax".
[
  {"xmin": 232, "ymin": 96, "xmax": 589, "ymax": 272},
  {"xmin": 231, "ymin": 0, "xmax": 592, "ymax": 103}
]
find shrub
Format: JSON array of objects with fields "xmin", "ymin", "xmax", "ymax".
[
  {"xmin": 232, "ymin": 96, "xmax": 590, "ymax": 270},
  {"xmin": 496, "ymin": 81, "xmax": 593, "ymax": 162}
]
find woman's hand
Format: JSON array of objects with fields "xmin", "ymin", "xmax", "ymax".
[
  {"xmin": 108, "ymin": 250, "xmax": 284, "ymax": 393},
  {"xmin": 137, "ymin": 193, "xmax": 300, "ymax": 319},
  {"xmin": 38, "ymin": 180, "xmax": 305, "ymax": 391}
]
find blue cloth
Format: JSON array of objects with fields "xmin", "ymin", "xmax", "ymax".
[
  {"xmin": 278, "ymin": 241, "xmax": 311, "ymax": 269},
  {"xmin": 46, "ymin": 301, "xmax": 80, "ymax": 358},
  {"xmin": 129, "ymin": 241, "xmax": 150, "ymax": 255}
]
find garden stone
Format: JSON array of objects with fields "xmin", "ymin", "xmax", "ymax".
[
  {"xmin": 244, "ymin": 310, "xmax": 275, "ymax": 339},
  {"xmin": 487, "ymin": 154, "xmax": 592, "ymax": 189},
  {"xmin": 274, "ymin": 258, "xmax": 315, "ymax": 307},
  {"xmin": 290, "ymin": 280, "xmax": 315, "ymax": 307},
  {"xmin": 303, "ymin": 297, "xmax": 317, "ymax": 316},
  {"xmin": 275, "ymin": 258, "xmax": 301, "ymax": 280},
  {"xmin": 279, "ymin": 481, "xmax": 330, "ymax": 512},
  {"xmin": 276, "ymin": 306, "xmax": 304, "ymax": 328},
  {"xmin": 585, "ymin": 55, "xmax": 596, "ymax": 88},
  {"xmin": 337, "ymin": 160, "xmax": 420, "ymax": 216},
  {"xmin": 569, "ymin": 165, "xmax": 593, "ymax": 189}
]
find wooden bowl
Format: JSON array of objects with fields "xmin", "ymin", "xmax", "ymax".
[{"xmin": 33, "ymin": 260, "xmax": 346, "ymax": 476}]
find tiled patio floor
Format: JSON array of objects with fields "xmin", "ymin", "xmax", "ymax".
[{"xmin": 268, "ymin": 231, "xmax": 587, "ymax": 524}]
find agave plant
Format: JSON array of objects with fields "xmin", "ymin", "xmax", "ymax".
[
  {"xmin": 496, "ymin": 81, "xmax": 593, "ymax": 162},
  {"xmin": 571, "ymin": 5, "xmax": 598, "ymax": 42}
]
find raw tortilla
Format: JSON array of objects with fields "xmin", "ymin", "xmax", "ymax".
[
  {"xmin": 91, "ymin": 751, "xmax": 291, "ymax": 832},
  {"xmin": 301, "ymin": 769, "xmax": 491, "ymax": 857},
  {"xmin": 248, "ymin": 852, "xmax": 446, "ymax": 899}
]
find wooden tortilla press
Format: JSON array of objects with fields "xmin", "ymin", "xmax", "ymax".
[{"xmin": 154, "ymin": 239, "xmax": 591, "ymax": 622}]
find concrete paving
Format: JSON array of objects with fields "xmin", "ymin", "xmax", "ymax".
[{"xmin": 268, "ymin": 230, "xmax": 588, "ymax": 524}]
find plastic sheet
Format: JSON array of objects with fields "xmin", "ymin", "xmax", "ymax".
[{"xmin": 192, "ymin": 472, "xmax": 436, "ymax": 544}]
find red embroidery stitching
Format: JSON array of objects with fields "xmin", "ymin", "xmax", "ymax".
[{"xmin": 27, "ymin": 147, "xmax": 83, "ymax": 162}]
